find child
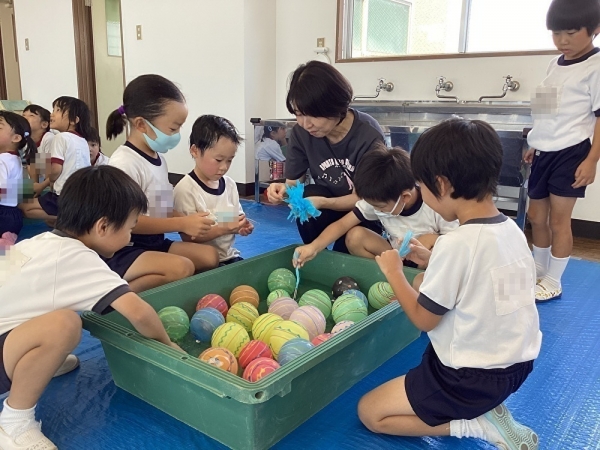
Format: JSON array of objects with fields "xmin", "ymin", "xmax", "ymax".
[
  {"xmin": 0, "ymin": 111, "xmax": 36, "ymax": 245},
  {"xmin": 105, "ymin": 74, "xmax": 219, "ymax": 292},
  {"xmin": 19, "ymin": 97, "xmax": 92, "ymax": 220},
  {"xmin": 174, "ymin": 115, "xmax": 253, "ymax": 266},
  {"xmin": 22, "ymin": 104, "xmax": 55, "ymax": 196},
  {"xmin": 357, "ymin": 119, "xmax": 541, "ymax": 450},
  {"xmin": 255, "ymin": 122, "xmax": 286, "ymax": 162},
  {"xmin": 0, "ymin": 165, "xmax": 183, "ymax": 450},
  {"xmin": 88, "ymin": 126, "xmax": 109, "ymax": 166},
  {"xmin": 525, "ymin": 0, "xmax": 600, "ymax": 301}
]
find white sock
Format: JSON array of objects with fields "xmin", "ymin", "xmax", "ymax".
[
  {"xmin": 0, "ymin": 399, "xmax": 36, "ymax": 438},
  {"xmin": 539, "ymin": 254, "xmax": 569, "ymax": 291},
  {"xmin": 532, "ymin": 245, "xmax": 550, "ymax": 279},
  {"xmin": 449, "ymin": 418, "xmax": 485, "ymax": 439}
]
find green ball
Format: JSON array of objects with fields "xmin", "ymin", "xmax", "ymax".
[
  {"xmin": 268, "ymin": 268, "xmax": 297, "ymax": 293},
  {"xmin": 368, "ymin": 282, "xmax": 396, "ymax": 310},
  {"xmin": 267, "ymin": 289, "xmax": 291, "ymax": 307},
  {"xmin": 158, "ymin": 306, "xmax": 190, "ymax": 341},
  {"xmin": 299, "ymin": 289, "xmax": 332, "ymax": 319},
  {"xmin": 332, "ymin": 293, "xmax": 368, "ymax": 323}
]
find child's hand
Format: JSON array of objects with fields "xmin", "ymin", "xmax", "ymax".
[
  {"xmin": 293, "ymin": 244, "xmax": 318, "ymax": 268},
  {"xmin": 405, "ymin": 238, "xmax": 432, "ymax": 266},
  {"xmin": 375, "ymin": 249, "xmax": 404, "ymax": 278},
  {"xmin": 523, "ymin": 148, "xmax": 535, "ymax": 164},
  {"xmin": 238, "ymin": 220, "xmax": 254, "ymax": 237},
  {"xmin": 181, "ymin": 212, "xmax": 215, "ymax": 239},
  {"xmin": 267, "ymin": 183, "xmax": 286, "ymax": 204},
  {"xmin": 573, "ymin": 158, "xmax": 597, "ymax": 188}
]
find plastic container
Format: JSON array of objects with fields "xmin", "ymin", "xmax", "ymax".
[{"xmin": 82, "ymin": 245, "xmax": 421, "ymax": 450}]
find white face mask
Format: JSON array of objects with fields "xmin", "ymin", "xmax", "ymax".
[{"xmin": 373, "ymin": 195, "xmax": 404, "ymax": 219}]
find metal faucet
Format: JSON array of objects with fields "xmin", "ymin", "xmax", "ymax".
[
  {"xmin": 435, "ymin": 76, "xmax": 459, "ymax": 102},
  {"xmin": 478, "ymin": 75, "xmax": 520, "ymax": 103},
  {"xmin": 352, "ymin": 78, "xmax": 394, "ymax": 101}
]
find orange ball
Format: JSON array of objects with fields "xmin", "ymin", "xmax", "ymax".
[
  {"xmin": 198, "ymin": 347, "xmax": 238, "ymax": 374},
  {"xmin": 229, "ymin": 285, "xmax": 260, "ymax": 308}
]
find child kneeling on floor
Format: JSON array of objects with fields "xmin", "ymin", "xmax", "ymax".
[
  {"xmin": 358, "ymin": 119, "xmax": 542, "ymax": 450},
  {"xmin": 0, "ymin": 165, "xmax": 183, "ymax": 450}
]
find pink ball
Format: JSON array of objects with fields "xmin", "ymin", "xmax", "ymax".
[
  {"xmin": 238, "ymin": 340, "xmax": 272, "ymax": 369},
  {"xmin": 331, "ymin": 320, "xmax": 354, "ymax": 334},
  {"xmin": 243, "ymin": 357, "xmax": 280, "ymax": 382},
  {"xmin": 311, "ymin": 333, "xmax": 333, "ymax": 346},
  {"xmin": 268, "ymin": 297, "xmax": 299, "ymax": 320},
  {"xmin": 196, "ymin": 294, "xmax": 228, "ymax": 318},
  {"xmin": 289, "ymin": 305, "xmax": 326, "ymax": 340}
]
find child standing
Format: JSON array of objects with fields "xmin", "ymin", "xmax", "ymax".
[
  {"xmin": 22, "ymin": 104, "xmax": 55, "ymax": 196},
  {"xmin": 105, "ymin": 74, "xmax": 218, "ymax": 292},
  {"xmin": 88, "ymin": 127, "xmax": 109, "ymax": 166},
  {"xmin": 358, "ymin": 119, "xmax": 541, "ymax": 450},
  {"xmin": 174, "ymin": 115, "xmax": 253, "ymax": 266},
  {"xmin": 525, "ymin": 0, "xmax": 600, "ymax": 301}
]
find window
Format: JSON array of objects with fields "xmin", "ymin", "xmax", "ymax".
[{"xmin": 338, "ymin": 0, "xmax": 556, "ymax": 60}]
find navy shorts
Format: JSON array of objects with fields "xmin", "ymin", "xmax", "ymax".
[
  {"xmin": 405, "ymin": 343, "xmax": 534, "ymax": 427},
  {"xmin": 0, "ymin": 205, "xmax": 23, "ymax": 236},
  {"xmin": 528, "ymin": 139, "xmax": 591, "ymax": 200},
  {"xmin": 38, "ymin": 191, "xmax": 60, "ymax": 216},
  {"xmin": 219, "ymin": 256, "xmax": 244, "ymax": 267},
  {"xmin": 102, "ymin": 234, "xmax": 174, "ymax": 278},
  {"xmin": 0, "ymin": 331, "xmax": 13, "ymax": 395}
]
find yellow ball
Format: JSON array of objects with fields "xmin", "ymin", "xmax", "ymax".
[
  {"xmin": 226, "ymin": 302, "xmax": 259, "ymax": 333},
  {"xmin": 230, "ymin": 285, "xmax": 260, "ymax": 308},
  {"xmin": 252, "ymin": 313, "xmax": 283, "ymax": 345},
  {"xmin": 269, "ymin": 320, "xmax": 309, "ymax": 359},
  {"xmin": 211, "ymin": 322, "xmax": 250, "ymax": 358}
]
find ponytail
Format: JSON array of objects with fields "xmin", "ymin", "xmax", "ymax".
[
  {"xmin": 0, "ymin": 111, "xmax": 37, "ymax": 163},
  {"xmin": 106, "ymin": 107, "xmax": 128, "ymax": 140}
]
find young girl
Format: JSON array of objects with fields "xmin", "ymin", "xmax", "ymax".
[
  {"xmin": 0, "ymin": 111, "xmax": 36, "ymax": 246},
  {"xmin": 19, "ymin": 97, "xmax": 92, "ymax": 220},
  {"xmin": 88, "ymin": 127, "xmax": 109, "ymax": 166},
  {"xmin": 22, "ymin": 104, "xmax": 55, "ymax": 196},
  {"xmin": 255, "ymin": 122, "xmax": 287, "ymax": 162},
  {"xmin": 105, "ymin": 74, "xmax": 219, "ymax": 292}
]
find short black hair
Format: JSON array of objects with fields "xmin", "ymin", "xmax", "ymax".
[
  {"xmin": 286, "ymin": 61, "xmax": 353, "ymax": 120},
  {"xmin": 410, "ymin": 119, "xmax": 502, "ymax": 201},
  {"xmin": 262, "ymin": 121, "xmax": 285, "ymax": 141},
  {"xmin": 87, "ymin": 126, "xmax": 101, "ymax": 145},
  {"xmin": 52, "ymin": 96, "xmax": 93, "ymax": 140},
  {"xmin": 354, "ymin": 145, "xmax": 415, "ymax": 203},
  {"xmin": 0, "ymin": 110, "xmax": 37, "ymax": 164},
  {"xmin": 546, "ymin": 0, "xmax": 600, "ymax": 34},
  {"xmin": 189, "ymin": 115, "xmax": 242, "ymax": 155},
  {"xmin": 23, "ymin": 104, "xmax": 51, "ymax": 132},
  {"xmin": 56, "ymin": 166, "xmax": 148, "ymax": 236}
]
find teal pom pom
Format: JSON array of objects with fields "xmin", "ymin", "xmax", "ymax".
[{"xmin": 284, "ymin": 183, "xmax": 322, "ymax": 224}]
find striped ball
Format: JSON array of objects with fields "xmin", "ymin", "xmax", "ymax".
[
  {"xmin": 198, "ymin": 347, "xmax": 238, "ymax": 374},
  {"xmin": 267, "ymin": 289, "xmax": 291, "ymax": 307},
  {"xmin": 211, "ymin": 322, "xmax": 250, "ymax": 358},
  {"xmin": 289, "ymin": 305, "xmax": 326, "ymax": 340},
  {"xmin": 312, "ymin": 333, "xmax": 333, "ymax": 346},
  {"xmin": 331, "ymin": 320, "xmax": 354, "ymax": 335},
  {"xmin": 267, "ymin": 268, "xmax": 296, "ymax": 293},
  {"xmin": 268, "ymin": 297, "xmax": 298, "ymax": 320},
  {"xmin": 190, "ymin": 307, "xmax": 225, "ymax": 342},
  {"xmin": 252, "ymin": 313, "xmax": 283, "ymax": 345},
  {"xmin": 196, "ymin": 293, "xmax": 228, "ymax": 318},
  {"xmin": 342, "ymin": 289, "xmax": 368, "ymax": 308},
  {"xmin": 277, "ymin": 338, "xmax": 314, "ymax": 366},
  {"xmin": 229, "ymin": 285, "xmax": 260, "ymax": 308},
  {"xmin": 238, "ymin": 340, "xmax": 272, "ymax": 369},
  {"xmin": 368, "ymin": 282, "xmax": 396, "ymax": 310},
  {"xmin": 157, "ymin": 306, "xmax": 190, "ymax": 342},
  {"xmin": 298, "ymin": 289, "xmax": 332, "ymax": 319},
  {"xmin": 243, "ymin": 357, "xmax": 280, "ymax": 382},
  {"xmin": 269, "ymin": 320, "xmax": 309, "ymax": 359},
  {"xmin": 332, "ymin": 293, "xmax": 368, "ymax": 324},
  {"xmin": 226, "ymin": 302, "xmax": 259, "ymax": 333}
]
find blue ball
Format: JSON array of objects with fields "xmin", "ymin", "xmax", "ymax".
[
  {"xmin": 190, "ymin": 307, "xmax": 225, "ymax": 342},
  {"xmin": 277, "ymin": 338, "xmax": 314, "ymax": 366},
  {"xmin": 342, "ymin": 289, "xmax": 368, "ymax": 308}
]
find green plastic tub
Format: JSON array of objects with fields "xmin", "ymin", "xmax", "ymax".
[{"xmin": 82, "ymin": 245, "xmax": 421, "ymax": 450}]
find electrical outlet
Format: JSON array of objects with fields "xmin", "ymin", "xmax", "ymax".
[
  {"xmin": 24, "ymin": 38, "xmax": 29, "ymax": 51},
  {"xmin": 136, "ymin": 25, "xmax": 142, "ymax": 40},
  {"xmin": 317, "ymin": 38, "xmax": 325, "ymax": 48}
]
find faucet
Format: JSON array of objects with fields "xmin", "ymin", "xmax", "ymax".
[
  {"xmin": 478, "ymin": 75, "xmax": 520, "ymax": 103},
  {"xmin": 352, "ymin": 78, "xmax": 395, "ymax": 101},
  {"xmin": 435, "ymin": 76, "xmax": 459, "ymax": 102}
]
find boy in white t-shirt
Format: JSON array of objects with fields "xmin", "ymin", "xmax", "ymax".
[
  {"xmin": 174, "ymin": 115, "xmax": 253, "ymax": 265},
  {"xmin": 525, "ymin": 0, "xmax": 600, "ymax": 301},
  {"xmin": 0, "ymin": 165, "xmax": 183, "ymax": 450},
  {"xmin": 358, "ymin": 119, "xmax": 542, "ymax": 450},
  {"xmin": 88, "ymin": 127, "xmax": 110, "ymax": 167}
]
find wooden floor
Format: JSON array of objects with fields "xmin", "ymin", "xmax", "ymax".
[{"xmin": 524, "ymin": 229, "xmax": 600, "ymax": 263}]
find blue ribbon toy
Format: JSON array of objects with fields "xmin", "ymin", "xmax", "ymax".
[
  {"xmin": 398, "ymin": 230, "xmax": 414, "ymax": 258},
  {"xmin": 284, "ymin": 182, "xmax": 322, "ymax": 224}
]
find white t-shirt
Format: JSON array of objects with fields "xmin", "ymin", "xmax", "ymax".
[
  {"xmin": 92, "ymin": 152, "xmax": 110, "ymax": 166},
  {"xmin": 418, "ymin": 215, "xmax": 542, "ymax": 370},
  {"xmin": 109, "ymin": 143, "xmax": 172, "ymax": 218},
  {"xmin": 0, "ymin": 152, "xmax": 23, "ymax": 207},
  {"xmin": 38, "ymin": 130, "xmax": 58, "ymax": 154},
  {"xmin": 0, "ymin": 231, "xmax": 131, "ymax": 335},
  {"xmin": 255, "ymin": 138, "xmax": 286, "ymax": 162},
  {"xmin": 51, "ymin": 132, "xmax": 91, "ymax": 195},
  {"xmin": 528, "ymin": 49, "xmax": 600, "ymax": 152},
  {"xmin": 173, "ymin": 172, "xmax": 243, "ymax": 262}
]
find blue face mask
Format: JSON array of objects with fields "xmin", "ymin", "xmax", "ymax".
[{"xmin": 143, "ymin": 120, "xmax": 181, "ymax": 154}]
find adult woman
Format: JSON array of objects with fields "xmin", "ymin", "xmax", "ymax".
[{"xmin": 267, "ymin": 61, "xmax": 385, "ymax": 253}]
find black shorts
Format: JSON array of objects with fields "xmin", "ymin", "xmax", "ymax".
[
  {"xmin": 0, "ymin": 331, "xmax": 13, "ymax": 395},
  {"xmin": 38, "ymin": 192, "xmax": 60, "ymax": 216},
  {"xmin": 219, "ymin": 256, "xmax": 244, "ymax": 267},
  {"xmin": 405, "ymin": 343, "xmax": 534, "ymax": 427},
  {"xmin": 102, "ymin": 234, "xmax": 174, "ymax": 278},
  {"xmin": 0, "ymin": 205, "xmax": 23, "ymax": 236},
  {"xmin": 528, "ymin": 139, "xmax": 591, "ymax": 200}
]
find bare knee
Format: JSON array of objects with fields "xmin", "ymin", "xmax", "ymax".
[
  {"xmin": 527, "ymin": 206, "xmax": 548, "ymax": 226},
  {"xmin": 205, "ymin": 247, "xmax": 219, "ymax": 270},
  {"xmin": 357, "ymin": 395, "xmax": 383, "ymax": 433},
  {"xmin": 167, "ymin": 257, "xmax": 195, "ymax": 281},
  {"xmin": 345, "ymin": 226, "xmax": 364, "ymax": 253},
  {"xmin": 49, "ymin": 310, "xmax": 82, "ymax": 350},
  {"xmin": 549, "ymin": 213, "xmax": 572, "ymax": 234}
]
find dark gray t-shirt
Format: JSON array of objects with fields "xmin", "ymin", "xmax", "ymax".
[{"xmin": 285, "ymin": 109, "xmax": 385, "ymax": 197}]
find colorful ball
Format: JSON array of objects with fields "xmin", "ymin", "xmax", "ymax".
[
  {"xmin": 198, "ymin": 347, "xmax": 238, "ymax": 374},
  {"xmin": 332, "ymin": 293, "xmax": 368, "ymax": 324},
  {"xmin": 190, "ymin": 307, "xmax": 225, "ymax": 342},
  {"xmin": 252, "ymin": 313, "xmax": 284, "ymax": 344},
  {"xmin": 267, "ymin": 268, "xmax": 296, "ymax": 293},
  {"xmin": 268, "ymin": 297, "xmax": 298, "ymax": 320},
  {"xmin": 157, "ymin": 306, "xmax": 190, "ymax": 341},
  {"xmin": 331, "ymin": 320, "xmax": 354, "ymax": 334},
  {"xmin": 332, "ymin": 276, "xmax": 359, "ymax": 298},
  {"xmin": 226, "ymin": 302, "xmax": 259, "ymax": 333},
  {"xmin": 243, "ymin": 357, "xmax": 280, "ymax": 382},
  {"xmin": 277, "ymin": 338, "xmax": 314, "ymax": 366},
  {"xmin": 312, "ymin": 333, "xmax": 333, "ymax": 346},
  {"xmin": 269, "ymin": 320, "xmax": 309, "ymax": 358},
  {"xmin": 267, "ymin": 289, "xmax": 291, "ymax": 307},
  {"xmin": 298, "ymin": 289, "xmax": 332, "ymax": 319},
  {"xmin": 289, "ymin": 305, "xmax": 326, "ymax": 340},
  {"xmin": 368, "ymin": 281, "xmax": 396, "ymax": 310},
  {"xmin": 229, "ymin": 285, "xmax": 260, "ymax": 308},
  {"xmin": 238, "ymin": 340, "xmax": 272, "ymax": 369},
  {"xmin": 211, "ymin": 322, "xmax": 250, "ymax": 358},
  {"xmin": 342, "ymin": 289, "xmax": 368, "ymax": 308},
  {"xmin": 196, "ymin": 293, "xmax": 228, "ymax": 317}
]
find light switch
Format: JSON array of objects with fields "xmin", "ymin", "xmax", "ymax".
[
  {"xmin": 25, "ymin": 38, "xmax": 29, "ymax": 51},
  {"xmin": 317, "ymin": 38, "xmax": 325, "ymax": 48},
  {"xmin": 136, "ymin": 25, "xmax": 142, "ymax": 40}
]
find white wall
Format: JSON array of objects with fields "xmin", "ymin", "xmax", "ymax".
[
  {"xmin": 0, "ymin": 6, "xmax": 22, "ymax": 100},
  {"xmin": 13, "ymin": 0, "xmax": 78, "ymax": 109}
]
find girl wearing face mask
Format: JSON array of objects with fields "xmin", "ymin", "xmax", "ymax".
[{"xmin": 104, "ymin": 74, "xmax": 218, "ymax": 292}]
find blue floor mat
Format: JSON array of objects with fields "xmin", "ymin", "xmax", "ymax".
[{"xmin": 10, "ymin": 201, "xmax": 600, "ymax": 449}]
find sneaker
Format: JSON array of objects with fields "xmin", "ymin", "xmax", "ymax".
[
  {"xmin": 53, "ymin": 354, "xmax": 80, "ymax": 378},
  {"xmin": 535, "ymin": 283, "xmax": 562, "ymax": 302},
  {"xmin": 482, "ymin": 403, "xmax": 539, "ymax": 450},
  {"xmin": 0, "ymin": 422, "xmax": 57, "ymax": 450}
]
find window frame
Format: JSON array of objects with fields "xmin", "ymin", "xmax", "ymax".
[{"xmin": 335, "ymin": 0, "xmax": 558, "ymax": 63}]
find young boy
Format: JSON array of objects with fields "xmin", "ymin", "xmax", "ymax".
[
  {"xmin": 293, "ymin": 146, "xmax": 457, "ymax": 271},
  {"xmin": 358, "ymin": 119, "xmax": 541, "ymax": 450},
  {"xmin": 173, "ymin": 115, "xmax": 253, "ymax": 265},
  {"xmin": 525, "ymin": 0, "xmax": 600, "ymax": 301},
  {"xmin": 88, "ymin": 127, "xmax": 110, "ymax": 166},
  {"xmin": 0, "ymin": 165, "xmax": 182, "ymax": 450}
]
